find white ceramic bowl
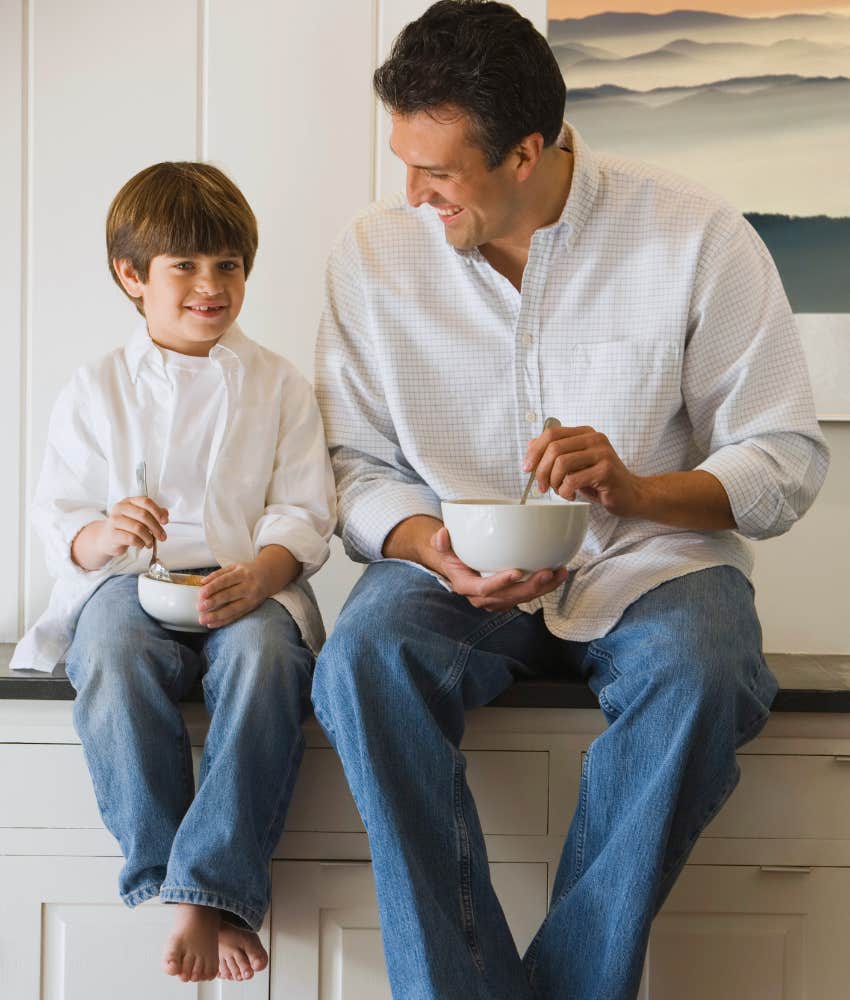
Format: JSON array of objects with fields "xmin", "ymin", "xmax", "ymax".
[
  {"xmin": 137, "ymin": 572, "xmax": 207, "ymax": 633},
  {"xmin": 440, "ymin": 499, "xmax": 590, "ymax": 574}
]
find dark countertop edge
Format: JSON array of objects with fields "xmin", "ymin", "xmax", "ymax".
[{"xmin": 3, "ymin": 654, "xmax": 850, "ymax": 713}]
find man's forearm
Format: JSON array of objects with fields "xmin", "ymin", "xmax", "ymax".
[
  {"xmin": 631, "ymin": 470, "xmax": 735, "ymax": 531},
  {"xmin": 382, "ymin": 514, "xmax": 445, "ymax": 571}
]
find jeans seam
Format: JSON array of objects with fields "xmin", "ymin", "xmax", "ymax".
[
  {"xmin": 525, "ymin": 743, "xmax": 594, "ymax": 985},
  {"xmin": 452, "ymin": 751, "xmax": 486, "ymax": 975},
  {"xmin": 428, "ymin": 609, "xmax": 521, "ymax": 709},
  {"xmin": 260, "ymin": 733, "xmax": 305, "ymax": 858}
]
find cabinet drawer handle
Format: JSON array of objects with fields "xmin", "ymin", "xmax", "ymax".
[
  {"xmin": 834, "ymin": 756, "xmax": 850, "ymax": 763},
  {"xmin": 759, "ymin": 866, "xmax": 813, "ymax": 874}
]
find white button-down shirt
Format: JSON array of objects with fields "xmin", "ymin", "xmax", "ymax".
[
  {"xmin": 315, "ymin": 123, "xmax": 829, "ymax": 643},
  {"xmin": 13, "ymin": 322, "xmax": 336, "ymax": 671}
]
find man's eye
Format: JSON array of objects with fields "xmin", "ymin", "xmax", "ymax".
[{"xmin": 427, "ymin": 172, "xmax": 447, "ymax": 180}]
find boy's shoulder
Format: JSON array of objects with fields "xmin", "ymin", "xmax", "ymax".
[{"xmin": 229, "ymin": 328, "xmax": 309, "ymax": 388}]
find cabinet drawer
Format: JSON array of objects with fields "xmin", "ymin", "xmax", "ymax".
[
  {"xmin": 704, "ymin": 754, "xmax": 850, "ymax": 840},
  {"xmin": 285, "ymin": 748, "xmax": 549, "ymax": 836},
  {"xmin": 0, "ymin": 744, "xmax": 550, "ymax": 837}
]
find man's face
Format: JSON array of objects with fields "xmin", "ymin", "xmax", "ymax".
[
  {"xmin": 390, "ymin": 109, "xmax": 521, "ymax": 251},
  {"xmin": 116, "ymin": 252, "xmax": 246, "ymax": 356}
]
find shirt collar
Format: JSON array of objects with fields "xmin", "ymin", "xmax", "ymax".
[{"xmin": 124, "ymin": 320, "xmax": 252, "ymax": 382}]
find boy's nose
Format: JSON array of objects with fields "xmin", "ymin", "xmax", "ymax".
[{"xmin": 194, "ymin": 270, "xmax": 223, "ymax": 293}]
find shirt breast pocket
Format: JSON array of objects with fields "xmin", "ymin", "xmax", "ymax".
[{"xmin": 555, "ymin": 339, "xmax": 684, "ymax": 469}]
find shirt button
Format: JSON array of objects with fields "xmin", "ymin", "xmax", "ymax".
[
  {"xmin": 521, "ymin": 333, "xmax": 533, "ymax": 347},
  {"xmin": 525, "ymin": 410, "xmax": 537, "ymax": 424}
]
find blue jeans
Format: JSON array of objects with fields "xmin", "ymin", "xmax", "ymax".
[
  {"xmin": 311, "ymin": 561, "xmax": 778, "ymax": 1000},
  {"xmin": 66, "ymin": 573, "xmax": 313, "ymax": 930}
]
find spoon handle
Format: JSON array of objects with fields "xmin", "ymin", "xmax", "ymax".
[
  {"xmin": 134, "ymin": 461, "xmax": 158, "ymax": 566},
  {"xmin": 520, "ymin": 416, "xmax": 562, "ymax": 505}
]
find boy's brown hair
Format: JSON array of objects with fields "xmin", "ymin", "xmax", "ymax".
[{"xmin": 106, "ymin": 161, "xmax": 258, "ymax": 314}]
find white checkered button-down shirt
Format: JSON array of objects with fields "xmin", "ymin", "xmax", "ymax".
[{"xmin": 316, "ymin": 123, "xmax": 829, "ymax": 642}]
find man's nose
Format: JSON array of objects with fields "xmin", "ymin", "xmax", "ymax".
[{"xmin": 405, "ymin": 167, "xmax": 432, "ymax": 208}]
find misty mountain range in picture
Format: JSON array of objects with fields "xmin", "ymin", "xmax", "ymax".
[{"xmin": 549, "ymin": 8, "xmax": 850, "ymax": 312}]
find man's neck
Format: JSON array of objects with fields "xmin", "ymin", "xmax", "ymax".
[{"xmin": 480, "ymin": 148, "xmax": 574, "ymax": 292}]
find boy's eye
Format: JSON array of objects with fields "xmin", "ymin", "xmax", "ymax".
[
  {"xmin": 218, "ymin": 260, "xmax": 240, "ymax": 271},
  {"xmin": 174, "ymin": 261, "xmax": 194, "ymax": 270}
]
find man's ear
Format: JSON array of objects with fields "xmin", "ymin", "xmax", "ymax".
[
  {"xmin": 112, "ymin": 258, "xmax": 145, "ymax": 299},
  {"xmin": 514, "ymin": 133, "xmax": 545, "ymax": 182}
]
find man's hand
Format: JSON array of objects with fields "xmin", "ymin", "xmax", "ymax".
[
  {"xmin": 524, "ymin": 425, "xmax": 641, "ymax": 516},
  {"xmin": 382, "ymin": 515, "xmax": 568, "ymax": 613},
  {"xmin": 524, "ymin": 424, "xmax": 735, "ymax": 531},
  {"xmin": 432, "ymin": 527, "xmax": 568, "ymax": 612},
  {"xmin": 71, "ymin": 497, "xmax": 168, "ymax": 571},
  {"xmin": 198, "ymin": 545, "xmax": 301, "ymax": 629}
]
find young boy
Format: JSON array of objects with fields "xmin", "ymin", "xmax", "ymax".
[{"xmin": 12, "ymin": 162, "xmax": 336, "ymax": 984}]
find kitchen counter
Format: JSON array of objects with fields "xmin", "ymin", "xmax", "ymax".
[{"xmin": 2, "ymin": 643, "xmax": 849, "ymax": 712}]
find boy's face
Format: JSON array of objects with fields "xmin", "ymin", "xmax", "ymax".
[{"xmin": 113, "ymin": 252, "xmax": 246, "ymax": 356}]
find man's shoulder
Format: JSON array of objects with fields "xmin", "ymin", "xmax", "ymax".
[
  {"xmin": 330, "ymin": 193, "xmax": 441, "ymax": 262},
  {"xmin": 595, "ymin": 149, "xmax": 740, "ymax": 224}
]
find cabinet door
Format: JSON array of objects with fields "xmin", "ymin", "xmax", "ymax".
[
  {"xmin": 0, "ymin": 857, "xmax": 268, "ymax": 1000},
  {"xmin": 639, "ymin": 865, "xmax": 850, "ymax": 1000},
  {"xmin": 271, "ymin": 861, "xmax": 548, "ymax": 1000}
]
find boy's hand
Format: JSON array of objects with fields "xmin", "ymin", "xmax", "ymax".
[
  {"xmin": 197, "ymin": 547, "xmax": 301, "ymax": 628},
  {"xmin": 101, "ymin": 497, "xmax": 169, "ymax": 556},
  {"xmin": 71, "ymin": 496, "xmax": 168, "ymax": 570}
]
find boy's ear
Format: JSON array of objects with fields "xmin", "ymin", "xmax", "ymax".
[{"xmin": 113, "ymin": 258, "xmax": 145, "ymax": 299}]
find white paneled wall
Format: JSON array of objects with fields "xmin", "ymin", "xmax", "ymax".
[{"xmin": 5, "ymin": 0, "xmax": 847, "ymax": 652}]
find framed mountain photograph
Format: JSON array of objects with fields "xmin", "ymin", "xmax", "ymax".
[{"xmin": 549, "ymin": 2, "xmax": 850, "ymax": 417}]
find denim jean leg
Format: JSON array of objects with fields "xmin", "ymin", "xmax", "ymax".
[
  {"xmin": 159, "ymin": 600, "xmax": 313, "ymax": 930},
  {"xmin": 65, "ymin": 574, "xmax": 203, "ymax": 906},
  {"xmin": 524, "ymin": 566, "xmax": 778, "ymax": 1000},
  {"xmin": 312, "ymin": 561, "xmax": 544, "ymax": 1000}
]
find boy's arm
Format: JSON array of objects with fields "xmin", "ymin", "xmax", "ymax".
[
  {"xmin": 197, "ymin": 371, "xmax": 335, "ymax": 629},
  {"xmin": 249, "ymin": 370, "xmax": 337, "ymax": 580},
  {"xmin": 33, "ymin": 375, "xmax": 114, "ymax": 578}
]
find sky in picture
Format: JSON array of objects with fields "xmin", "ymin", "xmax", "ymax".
[{"xmin": 549, "ymin": 3, "xmax": 850, "ymax": 309}]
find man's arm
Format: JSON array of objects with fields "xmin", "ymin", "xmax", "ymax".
[{"xmin": 524, "ymin": 425, "xmax": 735, "ymax": 531}]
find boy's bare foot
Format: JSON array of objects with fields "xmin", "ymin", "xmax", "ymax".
[
  {"xmin": 162, "ymin": 903, "xmax": 221, "ymax": 982},
  {"xmin": 217, "ymin": 923, "xmax": 269, "ymax": 981}
]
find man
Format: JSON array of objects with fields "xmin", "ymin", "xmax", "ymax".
[{"xmin": 312, "ymin": 2, "xmax": 829, "ymax": 997}]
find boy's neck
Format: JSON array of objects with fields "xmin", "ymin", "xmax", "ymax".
[{"xmin": 147, "ymin": 328, "xmax": 226, "ymax": 358}]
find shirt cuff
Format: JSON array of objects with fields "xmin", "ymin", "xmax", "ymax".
[
  {"xmin": 253, "ymin": 514, "xmax": 331, "ymax": 579},
  {"xmin": 341, "ymin": 485, "xmax": 444, "ymax": 562},
  {"xmin": 45, "ymin": 509, "xmax": 111, "ymax": 580},
  {"xmin": 696, "ymin": 445, "xmax": 795, "ymax": 540}
]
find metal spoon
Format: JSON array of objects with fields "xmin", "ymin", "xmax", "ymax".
[
  {"xmin": 135, "ymin": 462, "xmax": 171, "ymax": 581},
  {"xmin": 520, "ymin": 416, "xmax": 562, "ymax": 505}
]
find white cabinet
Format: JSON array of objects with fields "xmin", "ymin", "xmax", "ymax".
[
  {"xmin": 642, "ymin": 865, "xmax": 850, "ymax": 1000},
  {"xmin": 270, "ymin": 861, "xmax": 548, "ymax": 1000},
  {"xmin": 0, "ymin": 856, "xmax": 269, "ymax": 1000},
  {"xmin": 3, "ymin": 702, "xmax": 850, "ymax": 999}
]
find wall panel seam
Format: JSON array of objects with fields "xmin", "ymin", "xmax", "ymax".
[{"xmin": 18, "ymin": 0, "xmax": 31, "ymax": 639}]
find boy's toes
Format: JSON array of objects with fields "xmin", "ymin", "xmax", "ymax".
[
  {"xmin": 226, "ymin": 956, "xmax": 242, "ymax": 981},
  {"xmin": 162, "ymin": 954, "xmax": 182, "ymax": 978},
  {"xmin": 218, "ymin": 958, "xmax": 232, "ymax": 980},
  {"xmin": 243, "ymin": 934, "xmax": 269, "ymax": 972}
]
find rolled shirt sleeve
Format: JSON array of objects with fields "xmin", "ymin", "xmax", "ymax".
[
  {"xmin": 316, "ymin": 229, "xmax": 442, "ymax": 563},
  {"xmin": 31, "ymin": 374, "xmax": 114, "ymax": 579},
  {"xmin": 252, "ymin": 372, "xmax": 337, "ymax": 578},
  {"xmin": 683, "ymin": 209, "xmax": 829, "ymax": 539}
]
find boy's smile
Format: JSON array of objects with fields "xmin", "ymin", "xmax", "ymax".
[{"xmin": 114, "ymin": 252, "xmax": 246, "ymax": 356}]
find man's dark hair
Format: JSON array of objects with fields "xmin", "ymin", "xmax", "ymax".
[{"xmin": 374, "ymin": 0, "xmax": 565, "ymax": 169}]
